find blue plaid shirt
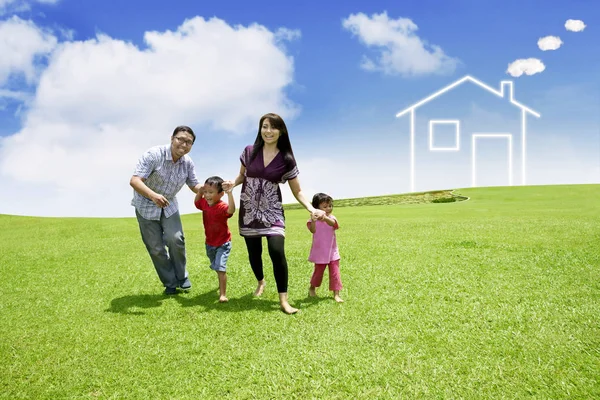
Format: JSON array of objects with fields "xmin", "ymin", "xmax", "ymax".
[{"xmin": 131, "ymin": 144, "xmax": 200, "ymax": 220}]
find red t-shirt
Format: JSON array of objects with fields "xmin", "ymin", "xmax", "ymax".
[{"xmin": 194, "ymin": 198, "xmax": 232, "ymax": 247}]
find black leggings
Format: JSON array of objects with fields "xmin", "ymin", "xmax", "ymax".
[{"xmin": 244, "ymin": 236, "xmax": 288, "ymax": 293}]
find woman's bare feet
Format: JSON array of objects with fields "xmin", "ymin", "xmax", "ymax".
[
  {"xmin": 219, "ymin": 295, "xmax": 229, "ymax": 303},
  {"xmin": 254, "ymin": 280, "xmax": 266, "ymax": 297},
  {"xmin": 333, "ymin": 291, "xmax": 344, "ymax": 303},
  {"xmin": 308, "ymin": 286, "xmax": 316, "ymax": 297},
  {"xmin": 279, "ymin": 293, "xmax": 298, "ymax": 314},
  {"xmin": 280, "ymin": 302, "xmax": 298, "ymax": 314}
]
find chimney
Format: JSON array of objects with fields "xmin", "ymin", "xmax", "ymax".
[{"xmin": 501, "ymin": 81, "xmax": 513, "ymax": 101}]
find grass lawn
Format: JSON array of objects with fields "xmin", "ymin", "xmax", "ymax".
[{"xmin": 1, "ymin": 184, "xmax": 599, "ymax": 399}]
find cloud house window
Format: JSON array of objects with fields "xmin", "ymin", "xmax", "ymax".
[{"xmin": 429, "ymin": 120, "xmax": 460, "ymax": 151}]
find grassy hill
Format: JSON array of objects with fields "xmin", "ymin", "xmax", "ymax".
[
  {"xmin": 283, "ymin": 189, "xmax": 466, "ymax": 209},
  {"xmin": 1, "ymin": 184, "xmax": 598, "ymax": 399}
]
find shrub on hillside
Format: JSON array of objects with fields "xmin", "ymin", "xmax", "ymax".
[{"xmin": 432, "ymin": 197, "xmax": 456, "ymax": 203}]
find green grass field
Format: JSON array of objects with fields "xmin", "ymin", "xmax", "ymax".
[{"xmin": 1, "ymin": 184, "xmax": 598, "ymax": 399}]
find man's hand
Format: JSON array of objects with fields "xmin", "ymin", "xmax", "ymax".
[{"xmin": 151, "ymin": 193, "xmax": 170, "ymax": 208}]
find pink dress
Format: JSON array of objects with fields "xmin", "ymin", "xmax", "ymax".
[
  {"xmin": 308, "ymin": 218, "xmax": 340, "ymax": 263},
  {"xmin": 308, "ymin": 216, "xmax": 342, "ymax": 291}
]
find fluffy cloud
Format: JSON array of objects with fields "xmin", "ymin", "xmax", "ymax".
[
  {"xmin": 537, "ymin": 35, "xmax": 563, "ymax": 51},
  {"xmin": 0, "ymin": 16, "xmax": 300, "ymax": 217},
  {"xmin": 0, "ymin": 16, "xmax": 57, "ymax": 85},
  {"xmin": 565, "ymin": 19, "xmax": 586, "ymax": 32},
  {"xmin": 342, "ymin": 11, "xmax": 459, "ymax": 77},
  {"xmin": 506, "ymin": 58, "xmax": 545, "ymax": 77}
]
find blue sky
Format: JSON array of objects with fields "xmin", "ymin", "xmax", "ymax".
[{"xmin": 0, "ymin": 0, "xmax": 598, "ymax": 217}]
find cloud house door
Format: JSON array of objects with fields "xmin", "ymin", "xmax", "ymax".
[{"xmin": 471, "ymin": 133, "xmax": 513, "ymax": 187}]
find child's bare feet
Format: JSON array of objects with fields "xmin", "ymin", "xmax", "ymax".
[
  {"xmin": 219, "ymin": 295, "xmax": 228, "ymax": 303},
  {"xmin": 308, "ymin": 286, "xmax": 316, "ymax": 297},
  {"xmin": 254, "ymin": 280, "xmax": 266, "ymax": 296},
  {"xmin": 333, "ymin": 291, "xmax": 344, "ymax": 303}
]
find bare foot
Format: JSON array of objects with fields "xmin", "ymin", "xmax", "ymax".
[
  {"xmin": 280, "ymin": 301, "xmax": 299, "ymax": 314},
  {"xmin": 308, "ymin": 286, "xmax": 316, "ymax": 297},
  {"xmin": 334, "ymin": 295, "xmax": 344, "ymax": 303},
  {"xmin": 219, "ymin": 296, "xmax": 229, "ymax": 303},
  {"xmin": 254, "ymin": 280, "xmax": 266, "ymax": 297},
  {"xmin": 278, "ymin": 293, "xmax": 298, "ymax": 314}
]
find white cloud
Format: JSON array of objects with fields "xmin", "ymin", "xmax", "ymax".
[
  {"xmin": 0, "ymin": 16, "xmax": 300, "ymax": 217},
  {"xmin": 0, "ymin": 16, "xmax": 57, "ymax": 85},
  {"xmin": 565, "ymin": 19, "xmax": 586, "ymax": 32},
  {"xmin": 0, "ymin": 0, "xmax": 59, "ymax": 15},
  {"xmin": 342, "ymin": 11, "xmax": 459, "ymax": 77},
  {"xmin": 506, "ymin": 58, "xmax": 545, "ymax": 77},
  {"xmin": 275, "ymin": 27, "xmax": 301, "ymax": 42},
  {"xmin": 0, "ymin": 88, "xmax": 30, "ymax": 101},
  {"xmin": 537, "ymin": 35, "xmax": 562, "ymax": 51}
]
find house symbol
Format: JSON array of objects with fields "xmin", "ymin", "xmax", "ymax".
[{"xmin": 395, "ymin": 75, "xmax": 541, "ymax": 192}]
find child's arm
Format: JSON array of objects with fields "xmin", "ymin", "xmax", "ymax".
[
  {"xmin": 307, "ymin": 217, "xmax": 316, "ymax": 234},
  {"xmin": 194, "ymin": 184, "xmax": 205, "ymax": 208},
  {"xmin": 222, "ymin": 165, "xmax": 246, "ymax": 192},
  {"xmin": 321, "ymin": 214, "xmax": 338, "ymax": 228},
  {"xmin": 226, "ymin": 190, "xmax": 236, "ymax": 215}
]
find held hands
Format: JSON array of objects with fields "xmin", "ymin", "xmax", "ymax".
[
  {"xmin": 222, "ymin": 180, "xmax": 235, "ymax": 192},
  {"xmin": 311, "ymin": 209, "xmax": 326, "ymax": 221}
]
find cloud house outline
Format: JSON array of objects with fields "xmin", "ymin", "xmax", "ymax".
[{"xmin": 395, "ymin": 75, "xmax": 541, "ymax": 192}]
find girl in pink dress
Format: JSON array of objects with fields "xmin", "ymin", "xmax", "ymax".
[{"xmin": 308, "ymin": 193, "xmax": 343, "ymax": 303}]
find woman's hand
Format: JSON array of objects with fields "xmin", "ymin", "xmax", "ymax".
[
  {"xmin": 311, "ymin": 209, "xmax": 326, "ymax": 220},
  {"xmin": 222, "ymin": 180, "xmax": 235, "ymax": 192}
]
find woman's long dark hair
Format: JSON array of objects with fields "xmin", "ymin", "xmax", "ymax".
[{"xmin": 249, "ymin": 113, "xmax": 295, "ymax": 164}]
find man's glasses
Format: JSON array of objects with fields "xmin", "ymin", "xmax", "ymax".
[{"xmin": 174, "ymin": 136, "xmax": 194, "ymax": 146}]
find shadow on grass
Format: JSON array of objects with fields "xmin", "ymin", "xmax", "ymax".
[
  {"xmin": 106, "ymin": 290, "xmax": 285, "ymax": 315},
  {"xmin": 106, "ymin": 288, "xmax": 334, "ymax": 315},
  {"xmin": 176, "ymin": 292, "xmax": 281, "ymax": 313},
  {"xmin": 296, "ymin": 294, "xmax": 334, "ymax": 309},
  {"xmin": 106, "ymin": 294, "xmax": 167, "ymax": 315}
]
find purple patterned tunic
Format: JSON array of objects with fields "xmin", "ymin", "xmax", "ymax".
[{"xmin": 238, "ymin": 145, "xmax": 299, "ymax": 237}]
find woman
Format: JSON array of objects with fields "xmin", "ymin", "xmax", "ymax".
[{"xmin": 223, "ymin": 113, "xmax": 324, "ymax": 314}]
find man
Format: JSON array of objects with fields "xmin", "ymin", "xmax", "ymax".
[{"xmin": 130, "ymin": 125, "xmax": 202, "ymax": 295}]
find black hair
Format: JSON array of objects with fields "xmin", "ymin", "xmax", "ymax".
[
  {"xmin": 311, "ymin": 193, "xmax": 333, "ymax": 209},
  {"xmin": 172, "ymin": 125, "xmax": 196, "ymax": 143},
  {"xmin": 249, "ymin": 113, "xmax": 295, "ymax": 164},
  {"xmin": 204, "ymin": 176, "xmax": 224, "ymax": 193}
]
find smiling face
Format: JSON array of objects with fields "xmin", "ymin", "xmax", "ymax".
[
  {"xmin": 260, "ymin": 118, "xmax": 281, "ymax": 146},
  {"xmin": 170, "ymin": 131, "xmax": 194, "ymax": 161},
  {"xmin": 318, "ymin": 201, "xmax": 333, "ymax": 215},
  {"xmin": 203, "ymin": 184, "xmax": 223, "ymax": 206}
]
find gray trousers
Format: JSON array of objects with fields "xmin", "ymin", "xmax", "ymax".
[{"xmin": 136, "ymin": 209, "xmax": 188, "ymax": 289}]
